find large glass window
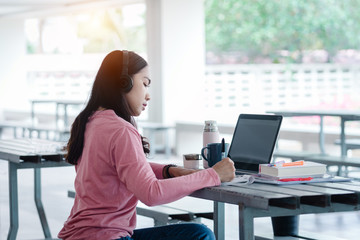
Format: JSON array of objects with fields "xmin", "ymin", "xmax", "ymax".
[
  {"xmin": 23, "ymin": 3, "xmax": 148, "ymax": 124},
  {"xmin": 25, "ymin": 4, "xmax": 146, "ymax": 55},
  {"xmin": 203, "ymin": 0, "xmax": 360, "ymax": 125}
]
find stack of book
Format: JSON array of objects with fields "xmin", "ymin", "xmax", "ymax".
[{"xmin": 259, "ymin": 160, "xmax": 327, "ymax": 182}]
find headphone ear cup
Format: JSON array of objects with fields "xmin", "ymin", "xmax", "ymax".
[{"xmin": 119, "ymin": 75, "xmax": 133, "ymax": 93}]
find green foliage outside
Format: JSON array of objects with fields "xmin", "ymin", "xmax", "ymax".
[{"xmin": 205, "ymin": 0, "xmax": 360, "ymax": 64}]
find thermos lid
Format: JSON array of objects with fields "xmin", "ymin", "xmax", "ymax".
[
  {"xmin": 205, "ymin": 120, "xmax": 217, "ymax": 125},
  {"xmin": 204, "ymin": 120, "xmax": 218, "ymax": 131}
]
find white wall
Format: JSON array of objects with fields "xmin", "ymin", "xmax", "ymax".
[{"xmin": 0, "ymin": 18, "xmax": 27, "ymax": 117}]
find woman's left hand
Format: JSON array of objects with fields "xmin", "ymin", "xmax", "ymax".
[{"xmin": 168, "ymin": 166, "xmax": 199, "ymax": 178}]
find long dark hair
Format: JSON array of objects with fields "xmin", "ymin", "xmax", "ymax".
[{"xmin": 66, "ymin": 50, "xmax": 150, "ymax": 165}]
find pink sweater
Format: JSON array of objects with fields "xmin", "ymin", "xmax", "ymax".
[{"xmin": 58, "ymin": 110, "xmax": 221, "ymax": 240}]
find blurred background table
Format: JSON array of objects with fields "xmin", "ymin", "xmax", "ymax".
[
  {"xmin": 31, "ymin": 99, "xmax": 84, "ymax": 129},
  {"xmin": 268, "ymin": 110, "xmax": 360, "ymax": 156}
]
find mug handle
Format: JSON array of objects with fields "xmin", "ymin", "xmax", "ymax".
[{"xmin": 201, "ymin": 147, "xmax": 208, "ymax": 161}]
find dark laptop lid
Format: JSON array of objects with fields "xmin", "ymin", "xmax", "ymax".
[{"xmin": 228, "ymin": 114, "xmax": 282, "ymax": 173}]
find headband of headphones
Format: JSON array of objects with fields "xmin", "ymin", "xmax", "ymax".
[{"xmin": 122, "ymin": 50, "xmax": 129, "ymax": 76}]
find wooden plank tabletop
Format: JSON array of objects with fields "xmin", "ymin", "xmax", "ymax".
[
  {"xmin": 282, "ymin": 184, "xmax": 358, "ymax": 206},
  {"xmin": 191, "ymin": 185, "xmax": 297, "ymax": 210},
  {"xmin": 238, "ymin": 183, "xmax": 329, "ymax": 207},
  {"xmin": 192, "ymin": 181, "xmax": 360, "ymax": 212},
  {"xmin": 0, "ymin": 139, "xmax": 66, "ymax": 163}
]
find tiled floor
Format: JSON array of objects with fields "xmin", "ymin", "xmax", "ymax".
[{"xmin": 1, "ymin": 154, "xmax": 360, "ymax": 240}]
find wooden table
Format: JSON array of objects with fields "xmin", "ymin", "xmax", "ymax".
[
  {"xmin": 0, "ymin": 138, "xmax": 71, "ymax": 240},
  {"xmin": 191, "ymin": 180, "xmax": 360, "ymax": 240}
]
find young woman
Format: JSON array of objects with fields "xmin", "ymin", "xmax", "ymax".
[{"xmin": 58, "ymin": 50, "xmax": 235, "ymax": 240}]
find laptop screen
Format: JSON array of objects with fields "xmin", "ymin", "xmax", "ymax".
[{"xmin": 228, "ymin": 114, "xmax": 282, "ymax": 173}]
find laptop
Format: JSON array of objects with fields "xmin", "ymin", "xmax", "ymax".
[{"xmin": 227, "ymin": 114, "xmax": 283, "ymax": 175}]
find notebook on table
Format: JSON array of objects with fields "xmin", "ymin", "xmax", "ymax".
[{"xmin": 227, "ymin": 113, "xmax": 283, "ymax": 176}]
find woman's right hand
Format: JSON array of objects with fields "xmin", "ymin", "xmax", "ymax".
[{"xmin": 212, "ymin": 157, "xmax": 236, "ymax": 182}]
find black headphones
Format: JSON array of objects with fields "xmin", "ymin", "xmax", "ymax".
[{"xmin": 119, "ymin": 50, "xmax": 133, "ymax": 93}]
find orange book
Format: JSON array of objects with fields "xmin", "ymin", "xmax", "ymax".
[{"xmin": 281, "ymin": 160, "xmax": 304, "ymax": 167}]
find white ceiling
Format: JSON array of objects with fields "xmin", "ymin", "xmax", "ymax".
[{"xmin": 0, "ymin": 0, "xmax": 141, "ymax": 18}]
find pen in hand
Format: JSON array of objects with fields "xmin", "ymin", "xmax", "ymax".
[{"xmin": 221, "ymin": 138, "xmax": 226, "ymax": 159}]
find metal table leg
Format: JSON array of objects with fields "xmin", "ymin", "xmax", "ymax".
[
  {"xmin": 31, "ymin": 101, "xmax": 35, "ymax": 126},
  {"xmin": 34, "ymin": 168, "xmax": 52, "ymax": 238},
  {"xmin": 164, "ymin": 128, "xmax": 171, "ymax": 158},
  {"xmin": 340, "ymin": 118, "xmax": 346, "ymax": 157},
  {"xmin": 239, "ymin": 203, "xmax": 254, "ymax": 240},
  {"xmin": 319, "ymin": 116, "xmax": 325, "ymax": 154},
  {"xmin": 64, "ymin": 104, "xmax": 69, "ymax": 129},
  {"xmin": 56, "ymin": 103, "xmax": 60, "ymax": 129},
  {"xmin": 339, "ymin": 118, "xmax": 346, "ymax": 176},
  {"xmin": 214, "ymin": 201, "xmax": 225, "ymax": 240},
  {"xmin": 7, "ymin": 164, "xmax": 52, "ymax": 239},
  {"xmin": 8, "ymin": 163, "xmax": 19, "ymax": 240},
  {"xmin": 148, "ymin": 130, "xmax": 155, "ymax": 156}
]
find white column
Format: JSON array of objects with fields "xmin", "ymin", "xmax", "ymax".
[
  {"xmin": 0, "ymin": 18, "xmax": 27, "ymax": 116},
  {"xmin": 146, "ymin": 0, "xmax": 206, "ymax": 124},
  {"xmin": 146, "ymin": 0, "xmax": 163, "ymax": 123}
]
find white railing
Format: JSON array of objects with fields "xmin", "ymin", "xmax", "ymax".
[
  {"xmin": 24, "ymin": 64, "xmax": 360, "ymax": 154},
  {"xmin": 27, "ymin": 63, "xmax": 360, "ymax": 117},
  {"xmin": 25, "ymin": 63, "xmax": 360, "ymax": 125},
  {"xmin": 27, "ymin": 71, "xmax": 96, "ymax": 102},
  {"xmin": 175, "ymin": 63, "xmax": 360, "ymax": 155},
  {"xmin": 204, "ymin": 64, "xmax": 360, "ymax": 124}
]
